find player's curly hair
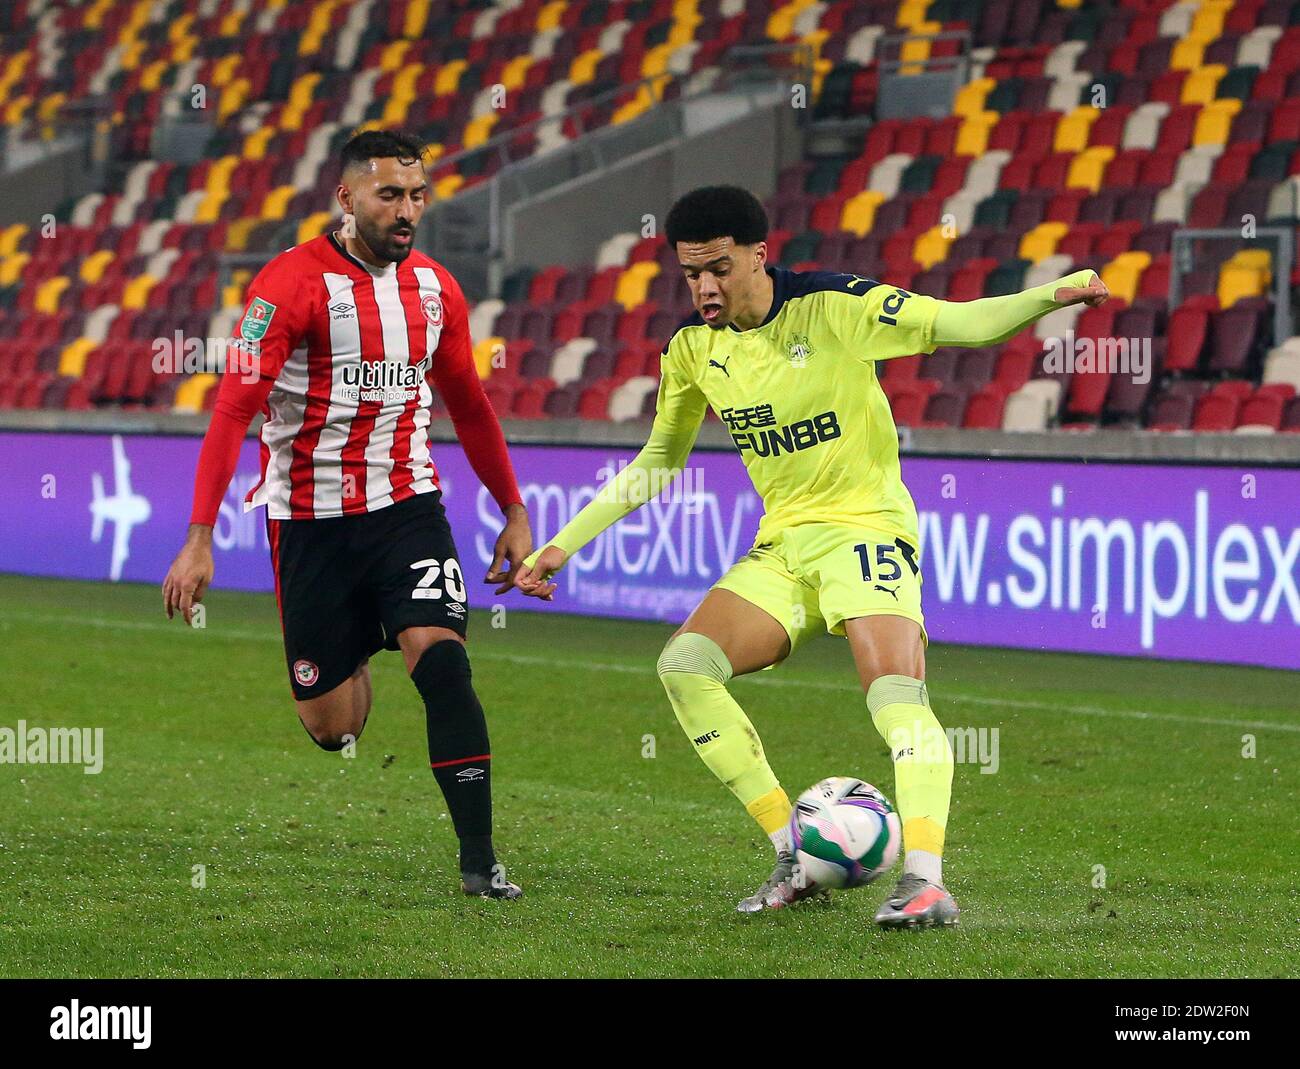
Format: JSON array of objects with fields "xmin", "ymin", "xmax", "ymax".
[
  {"xmin": 665, "ymin": 186, "xmax": 769, "ymax": 247},
  {"xmin": 340, "ymin": 129, "xmax": 429, "ymax": 171}
]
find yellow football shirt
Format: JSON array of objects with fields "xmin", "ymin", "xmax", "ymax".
[{"xmin": 655, "ymin": 267, "xmax": 939, "ymax": 546}]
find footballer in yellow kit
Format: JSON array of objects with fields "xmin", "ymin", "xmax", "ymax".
[
  {"xmin": 663, "ymin": 265, "xmax": 934, "ymax": 652},
  {"xmin": 516, "ymin": 186, "xmax": 1108, "ymax": 924}
]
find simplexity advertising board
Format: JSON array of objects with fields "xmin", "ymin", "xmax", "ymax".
[{"xmin": 1, "ymin": 430, "xmax": 1296, "ymax": 670}]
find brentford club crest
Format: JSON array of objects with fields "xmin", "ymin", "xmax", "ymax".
[
  {"xmin": 293, "ymin": 659, "xmax": 319, "ymax": 687},
  {"xmin": 421, "ymin": 294, "xmax": 443, "ymax": 326}
]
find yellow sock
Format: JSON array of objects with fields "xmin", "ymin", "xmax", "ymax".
[
  {"xmin": 745, "ymin": 785, "xmax": 792, "ymax": 836},
  {"xmin": 657, "ymin": 633, "xmax": 791, "ymax": 837},
  {"xmin": 866, "ymin": 675, "xmax": 953, "ymax": 879}
]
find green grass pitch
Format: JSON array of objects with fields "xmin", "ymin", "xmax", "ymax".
[{"xmin": 0, "ymin": 573, "xmax": 1295, "ymax": 978}]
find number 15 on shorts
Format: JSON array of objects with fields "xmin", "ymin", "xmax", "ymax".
[{"xmin": 852, "ymin": 540, "xmax": 919, "ymax": 583}]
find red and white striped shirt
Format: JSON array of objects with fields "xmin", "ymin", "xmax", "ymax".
[{"xmin": 190, "ymin": 233, "xmax": 521, "ymax": 525}]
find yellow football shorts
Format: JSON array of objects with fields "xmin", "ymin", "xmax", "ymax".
[{"xmin": 712, "ymin": 523, "xmax": 927, "ymax": 650}]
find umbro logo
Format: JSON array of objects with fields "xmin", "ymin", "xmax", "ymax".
[
  {"xmin": 329, "ymin": 302, "xmax": 355, "ymax": 319},
  {"xmin": 708, "ymin": 356, "xmax": 731, "ymax": 377},
  {"xmin": 457, "ymin": 767, "xmax": 485, "ymax": 781}
]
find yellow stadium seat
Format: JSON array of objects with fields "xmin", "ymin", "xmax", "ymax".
[
  {"xmin": 1018, "ymin": 221, "xmax": 1069, "ymax": 264},
  {"xmin": 217, "ymin": 77, "xmax": 251, "ymax": 123},
  {"xmin": 473, "ymin": 337, "xmax": 506, "ymax": 380},
  {"xmin": 1054, "ymin": 106, "xmax": 1100, "ymax": 153},
  {"xmin": 1170, "ymin": 37, "xmax": 1206, "ymax": 72},
  {"xmin": 896, "ymin": 0, "xmax": 928, "ymax": 30},
  {"xmin": 378, "ymin": 41, "xmax": 411, "ymax": 73},
  {"xmin": 120, "ymin": 274, "xmax": 158, "ymax": 310},
  {"xmin": 613, "ymin": 86, "xmax": 655, "ymax": 125},
  {"xmin": 80, "ymin": 250, "xmax": 114, "ymax": 284},
  {"xmin": 0, "ymin": 224, "xmax": 27, "ymax": 257},
  {"xmin": 173, "ymin": 374, "xmax": 217, "ymax": 414},
  {"xmin": 34, "ymin": 276, "xmax": 70, "ymax": 314},
  {"xmin": 260, "ymin": 185, "xmax": 297, "ymax": 221},
  {"xmin": 501, "ymin": 55, "xmax": 532, "ymax": 91},
  {"xmin": 434, "ymin": 174, "xmax": 464, "ymax": 200},
  {"xmin": 537, "ymin": 0, "xmax": 566, "ymax": 31},
  {"xmin": 615, "ymin": 261, "xmax": 660, "ymax": 310},
  {"xmin": 295, "ymin": 211, "xmax": 334, "ymax": 246},
  {"xmin": 912, "ymin": 226, "xmax": 953, "ymax": 271},
  {"xmin": 242, "ymin": 126, "xmax": 276, "ymax": 160},
  {"xmin": 1193, "ymin": 98, "xmax": 1241, "ymax": 146},
  {"xmin": 59, "ymin": 338, "xmax": 97, "ymax": 377},
  {"xmin": 767, "ymin": 0, "xmax": 813, "ymax": 40},
  {"xmin": 435, "ymin": 60, "xmax": 468, "ymax": 96},
  {"xmin": 1067, "ymin": 145, "xmax": 1115, "ymax": 192},
  {"xmin": 0, "ymin": 252, "xmax": 30, "ymax": 287},
  {"xmin": 569, "ymin": 49, "xmax": 602, "ymax": 85},
  {"xmin": 955, "ymin": 111, "xmax": 997, "ymax": 156},
  {"xmin": 840, "ymin": 190, "xmax": 886, "ymax": 236},
  {"xmin": 403, "ymin": 0, "xmax": 432, "ymax": 38},
  {"xmin": 223, "ymin": 217, "xmax": 261, "ymax": 252},
  {"xmin": 1180, "ymin": 64, "xmax": 1226, "ymax": 105},
  {"xmin": 953, "ymin": 78, "xmax": 995, "ymax": 119},
  {"xmin": 1100, "ymin": 251, "xmax": 1151, "ymax": 305},
  {"xmin": 1190, "ymin": 0, "xmax": 1230, "ymax": 42},
  {"xmin": 1232, "ymin": 248, "xmax": 1272, "ymax": 274},
  {"xmin": 641, "ymin": 43, "xmax": 675, "ymax": 78},
  {"xmin": 462, "ymin": 113, "xmax": 498, "ymax": 149},
  {"xmin": 1217, "ymin": 264, "xmax": 1267, "ymax": 307}
]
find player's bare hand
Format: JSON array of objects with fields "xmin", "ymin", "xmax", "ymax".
[
  {"xmin": 1054, "ymin": 273, "xmax": 1108, "ymax": 308},
  {"xmin": 512, "ymin": 544, "xmax": 566, "ymax": 601},
  {"xmin": 485, "ymin": 503, "xmax": 534, "ymax": 595},
  {"xmin": 163, "ymin": 525, "xmax": 214, "ymax": 625}
]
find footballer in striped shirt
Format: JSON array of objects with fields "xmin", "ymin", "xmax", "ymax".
[{"xmin": 163, "ymin": 130, "xmax": 533, "ymax": 899}]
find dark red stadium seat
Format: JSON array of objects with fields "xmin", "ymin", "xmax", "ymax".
[
  {"xmin": 1165, "ymin": 305, "xmax": 1210, "ymax": 374},
  {"xmin": 962, "ymin": 385, "xmax": 1007, "ymax": 429}
]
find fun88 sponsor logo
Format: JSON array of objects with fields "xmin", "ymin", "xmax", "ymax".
[{"xmin": 721, "ymin": 404, "xmax": 842, "ymax": 457}]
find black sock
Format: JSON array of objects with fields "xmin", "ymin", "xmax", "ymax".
[{"xmin": 410, "ymin": 640, "xmax": 496, "ymax": 875}]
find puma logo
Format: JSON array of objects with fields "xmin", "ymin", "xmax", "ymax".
[
  {"xmin": 874, "ymin": 583, "xmax": 899, "ymax": 600},
  {"xmin": 708, "ymin": 356, "xmax": 731, "ymax": 377}
]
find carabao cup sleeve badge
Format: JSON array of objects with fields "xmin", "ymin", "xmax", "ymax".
[{"xmin": 241, "ymin": 297, "xmax": 277, "ymax": 342}]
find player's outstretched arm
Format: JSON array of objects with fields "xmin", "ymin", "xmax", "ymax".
[
  {"xmin": 931, "ymin": 268, "xmax": 1108, "ymax": 348},
  {"xmin": 514, "ymin": 360, "xmax": 706, "ymax": 601}
]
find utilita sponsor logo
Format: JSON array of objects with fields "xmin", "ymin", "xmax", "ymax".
[{"xmin": 341, "ymin": 355, "xmax": 431, "ymax": 403}]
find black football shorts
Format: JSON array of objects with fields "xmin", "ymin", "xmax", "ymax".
[{"xmin": 267, "ymin": 491, "xmax": 470, "ymax": 700}]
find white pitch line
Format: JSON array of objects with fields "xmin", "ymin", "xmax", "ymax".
[{"xmin": 4, "ymin": 610, "xmax": 1298, "ymax": 735}]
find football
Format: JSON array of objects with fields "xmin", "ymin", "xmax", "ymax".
[{"xmin": 789, "ymin": 777, "xmax": 902, "ymax": 890}]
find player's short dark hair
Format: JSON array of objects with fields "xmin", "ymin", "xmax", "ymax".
[
  {"xmin": 665, "ymin": 186, "xmax": 769, "ymax": 248},
  {"xmin": 340, "ymin": 129, "xmax": 427, "ymax": 172}
]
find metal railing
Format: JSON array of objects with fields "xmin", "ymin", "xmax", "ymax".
[
  {"xmin": 1170, "ymin": 227, "xmax": 1295, "ymax": 344},
  {"xmin": 425, "ymin": 42, "xmax": 815, "ymax": 297},
  {"xmin": 875, "ymin": 31, "xmax": 971, "ymax": 120}
]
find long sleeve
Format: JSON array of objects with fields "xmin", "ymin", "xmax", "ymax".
[
  {"xmin": 432, "ymin": 275, "xmax": 522, "ymax": 512},
  {"xmin": 930, "ymin": 268, "xmax": 1097, "ymax": 347},
  {"xmin": 526, "ymin": 350, "xmax": 707, "ymax": 565},
  {"xmin": 189, "ymin": 267, "xmax": 307, "ymax": 526}
]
